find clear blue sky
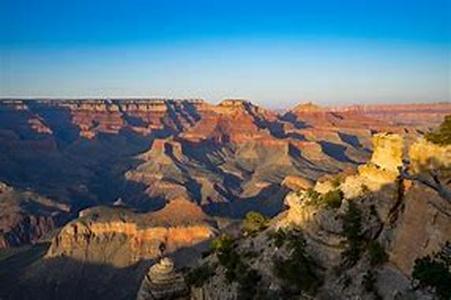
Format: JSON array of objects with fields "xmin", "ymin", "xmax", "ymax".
[{"xmin": 0, "ymin": 0, "xmax": 449, "ymax": 107}]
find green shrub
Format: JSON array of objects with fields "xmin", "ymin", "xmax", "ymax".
[
  {"xmin": 341, "ymin": 202, "xmax": 364, "ymax": 267},
  {"xmin": 243, "ymin": 211, "xmax": 268, "ymax": 235},
  {"xmin": 305, "ymin": 188, "xmax": 321, "ymax": 205},
  {"xmin": 268, "ymin": 229, "xmax": 287, "ymax": 248},
  {"xmin": 305, "ymin": 187, "xmax": 343, "ymax": 209},
  {"xmin": 362, "ymin": 270, "xmax": 376, "ymax": 292},
  {"xmin": 412, "ymin": 242, "xmax": 451, "ymax": 300},
  {"xmin": 210, "ymin": 234, "xmax": 234, "ymax": 253},
  {"xmin": 425, "ymin": 115, "xmax": 451, "ymax": 146},
  {"xmin": 185, "ymin": 264, "xmax": 215, "ymax": 287},
  {"xmin": 272, "ymin": 231, "xmax": 322, "ymax": 296},
  {"xmin": 342, "ymin": 202, "xmax": 363, "ymax": 242},
  {"xmin": 222, "ymin": 251, "xmax": 242, "ymax": 282},
  {"xmin": 212, "ymin": 236, "xmax": 262, "ymax": 298},
  {"xmin": 362, "ymin": 270, "xmax": 382, "ymax": 300},
  {"xmin": 322, "ymin": 189, "xmax": 344, "ymax": 209},
  {"xmin": 236, "ymin": 268, "xmax": 262, "ymax": 299},
  {"xmin": 331, "ymin": 175, "xmax": 344, "ymax": 188},
  {"xmin": 367, "ymin": 241, "xmax": 388, "ymax": 266}
]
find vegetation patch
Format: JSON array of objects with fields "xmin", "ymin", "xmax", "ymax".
[
  {"xmin": 210, "ymin": 234, "xmax": 263, "ymax": 299},
  {"xmin": 267, "ymin": 228, "xmax": 287, "ymax": 248},
  {"xmin": 367, "ymin": 241, "xmax": 388, "ymax": 266},
  {"xmin": 362, "ymin": 270, "xmax": 382, "ymax": 300},
  {"xmin": 425, "ymin": 115, "xmax": 451, "ymax": 146},
  {"xmin": 331, "ymin": 175, "xmax": 345, "ymax": 188},
  {"xmin": 322, "ymin": 189, "xmax": 344, "ymax": 209},
  {"xmin": 185, "ymin": 264, "xmax": 215, "ymax": 287},
  {"xmin": 341, "ymin": 201, "xmax": 364, "ymax": 267},
  {"xmin": 242, "ymin": 211, "xmax": 269, "ymax": 236},
  {"xmin": 304, "ymin": 188, "xmax": 321, "ymax": 206},
  {"xmin": 305, "ymin": 187, "xmax": 343, "ymax": 209},
  {"xmin": 272, "ymin": 229, "xmax": 322, "ymax": 296},
  {"xmin": 412, "ymin": 242, "xmax": 451, "ymax": 300},
  {"xmin": 210, "ymin": 234, "xmax": 234, "ymax": 253}
]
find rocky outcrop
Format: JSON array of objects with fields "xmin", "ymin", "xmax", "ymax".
[
  {"xmin": 389, "ymin": 180, "xmax": 451, "ymax": 275},
  {"xmin": 369, "ymin": 133, "xmax": 404, "ymax": 172},
  {"xmin": 339, "ymin": 133, "xmax": 404, "ymax": 200},
  {"xmin": 386, "ymin": 137, "xmax": 451, "ymax": 275},
  {"xmin": 281, "ymin": 175, "xmax": 314, "ymax": 191},
  {"xmin": 46, "ymin": 198, "xmax": 216, "ymax": 267},
  {"xmin": 137, "ymin": 257, "xmax": 188, "ymax": 300},
  {"xmin": 0, "ymin": 183, "xmax": 70, "ymax": 248}
]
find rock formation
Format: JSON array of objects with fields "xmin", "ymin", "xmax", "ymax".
[
  {"xmin": 46, "ymin": 198, "xmax": 216, "ymax": 267},
  {"xmin": 136, "ymin": 257, "xmax": 188, "ymax": 300},
  {"xmin": 281, "ymin": 175, "xmax": 314, "ymax": 191},
  {"xmin": 0, "ymin": 182, "xmax": 70, "ymax": 248}
]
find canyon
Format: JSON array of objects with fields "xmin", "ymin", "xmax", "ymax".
[{"xmin": 0, "ymin": 99, "xmax": 449, "ymax": 299}]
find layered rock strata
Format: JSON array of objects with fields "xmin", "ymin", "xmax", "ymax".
[
  {"xmin": 46, "ymin": 198, "xmax": 216, "ymax": 267},
  {"xmin": 137, "ymin": 257, "xmax": 188, "ymax": 300}
]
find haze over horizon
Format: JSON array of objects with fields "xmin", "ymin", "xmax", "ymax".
[{"xmin": 1, "ymin": 0, "xmax": 450, "ymax": 108}]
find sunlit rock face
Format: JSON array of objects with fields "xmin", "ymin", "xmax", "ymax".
[
  {"xmin": 180, "ymin": 98, "xmax": 277, "ymax": 145},
  {"xmin": 340, "ymin": 133, "xmax": 404, "ymax": 199},
  {"xmin": 46, "ymin": 198, "xmax": 216, "ymax": 267},
  {"xmin": 281, "ymin": 175, "xmax": 314, "ymax": 191},
  {"xmin": 369, "ymin": 133, "xmax": 404, "ymax": 172}
]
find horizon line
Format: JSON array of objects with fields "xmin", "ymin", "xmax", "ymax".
[{"xmin": 1, "ymin": 97, "xmax": 449, "ymax": 110}]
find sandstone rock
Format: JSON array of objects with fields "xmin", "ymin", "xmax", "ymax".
[
  {"xmin": 281, "ymin": 175, "xmax": 314, "ymax": 191},
  {"xmin": 291, "ymin": 102, "xmax": 323, "ymax": 113},
  {"xmin": 340, "ymin": 175, "xmax": 366, "ymax": 199},
  {"xmin": 277, "ymin": 191, "xmax": 345, "ymax": 267},
  {"xmin": 340, "ymin": 133, "xmax": 404, "ymax": 199},
  {"xmin": 314, "ymin": 179, "xmax": 335, "ymax": 194},
  {"xmin": 137, "ymin": 257, "xmax": 188, "ymax": 300},
  {"xmin": 388, "ymin": 181, "xmax": 451, "ymax": 275},
  {"xmin": 370, "ymin": 133, "xmax": 404, "ymax": 172},
  {"xmin": 46, "ymin": 200, "xmax": 216, "ymax": 267}
]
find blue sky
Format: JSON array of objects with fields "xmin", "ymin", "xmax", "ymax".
[{"xmin": 0, "ymin": 0, "xmax": 449, "ymax": 107}]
